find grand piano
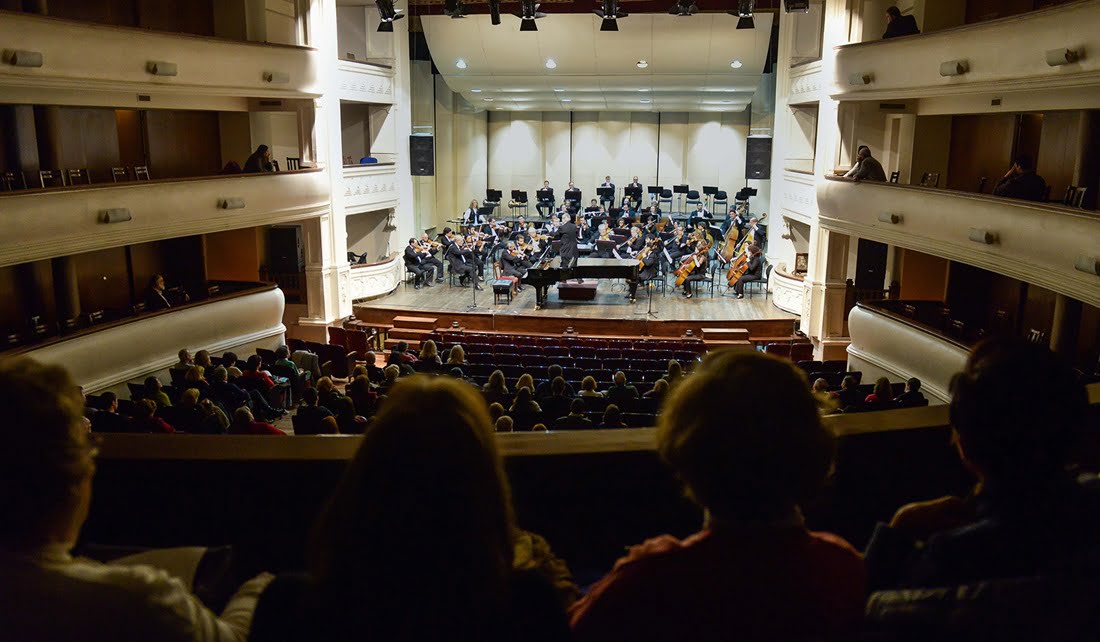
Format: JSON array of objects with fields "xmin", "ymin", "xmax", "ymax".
[{"xmin": 521, "ymin": 257, "xmax": 639, "ymax": 309}]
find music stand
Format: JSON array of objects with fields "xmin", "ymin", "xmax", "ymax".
[
  {"xmin": 510, "ymin": 190, "xmax": 529, "ymax": 219},
  {"xmin": 475, "ymin": 206, "xmax": 495, "ymax": 228},
  {"xmin": 702, "ymin": 185, "xmax": 718, "ymax": 211},
  {"xmin": 596, "ymin": 186, "xmax": 615, "ymax": 207},
  {"xmin": 484, "ymin": 189, "xmax": 502, "ymax": 216},
  {"xmin": 624, "ymin": 186, "xmax": 642, "ymax": 210},
  {"xmin": 564, "ymin": 188, "xmax": 582, "ymax": 209},
  {"xmin": 673, "ymin": 184, "xmax": 689, "ymax": 215}
]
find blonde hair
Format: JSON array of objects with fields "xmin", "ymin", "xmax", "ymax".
[
  {"xmin": 447, "ymin": 345, "xmax": 466, "ymax": 365},
  {"xmin": 420, "ymin": 340, "xmax": 439, "ymax": 360},
  {"xmin": 516, "ymin": 373, "xmax": 535, "ymax": 393},
  {"xmin": 180, "ymin": 388, "xmax": 200, "ymax": 407},
  {"xmin": 317, "ymin": 377, "xmax": 335, "ymax": 393},
  {"xmin": 495, "ymin": 416, "xmax": 514, "ymax": 432},
  {"xmin": 483, "ymin": 370, "xmax": 508, "ymax": 394},
  {"xmin": 194, "ymin": 350, "xmax": 212, "ymax": 368},
  {"xmin": 581, "ymin": 376, "xmax": 597, "ymax": 392}
]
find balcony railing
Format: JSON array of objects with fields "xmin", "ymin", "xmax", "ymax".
[
  {"xmin": 817, "ymin": 176, "xmax": 1100, "ymax": 309},
  {"xmin": 343, "ymin": 163, "xmax": 399, "ymax": 215},
  {"xmin": 0, "ymin": 169, "xmax": 330, "ymax": 267},
  {"xmin": 0, "ymin": 10, "xmax": 320, "ymax": 100},
  {"xmin": 349, "ymin": 255, "xmax": 402, "ymax": 301},
  {"xmin": 335, "ymin": 59, "xmax": 395, "ymax": 104},
  {"xmin": 832, "ymin": 1, "xmax": 1100, "ymax": 100}
]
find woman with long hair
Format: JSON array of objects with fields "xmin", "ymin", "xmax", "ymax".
[
  {"xmin": 482, "ymin": 369, "xmax": 510, "ymax": 406},
  {"xmin": 250, "ymin": 376, "xmax": 569, "ymax": 642},
  {"xmin": 418, "ymin": 340, "xmax": 443, "ymax": 374},
  {"xmin": 516, "ymin": 373, "xmax": 536, "ymax": 394},
  {"xmin": 447, "ymin": 344, "xmax": 467, "ymax": 366}
]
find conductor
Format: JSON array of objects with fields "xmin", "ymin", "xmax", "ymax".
[{"xmin": 554, "ymin": 212, "xmax": 580, "ymax": 270}]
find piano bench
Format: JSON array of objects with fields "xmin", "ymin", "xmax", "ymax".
[{"xmin": 492, "ymin": 279, "xmax": 515, "ymax": 304}]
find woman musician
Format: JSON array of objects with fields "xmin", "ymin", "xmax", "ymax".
[
  {"xmin": 627, "ymin": 236, "xmax": 662, "ymax": 303},
  {"xmin": 677, "ymin": 241, "xmax": 710, "ymax": 300}
]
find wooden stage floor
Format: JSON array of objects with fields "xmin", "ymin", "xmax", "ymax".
[{"xmin": 362, "ymin": 278, "xmax": 797, "ymax": 324}]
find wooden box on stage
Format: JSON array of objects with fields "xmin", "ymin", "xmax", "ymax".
[{"xmin": 557, "ymin": 282, "xmax": 598, "ymax": 301}]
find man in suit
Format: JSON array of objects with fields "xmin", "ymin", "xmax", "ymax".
[
  {"xmin": 883, "ymin": 6, "xmax": 920, "ymax": 39},
  {"xmin": 628, "ymin": 237, "xmax": 661, "ymax": 303},
  {"xmin": 604, "ymin": 371, "xmax": 639, "ymax": 406},
  {"xmin": 733, "ymin": 244, "xmax": 765, "ymax": 299},
  {"xmin": 845, "ymin": 145, "xmax": 888, "ymax": 182},
  {"xmin": 627, "ymin": 176, "xmax": 643, "ymax": 209},
  {"xmin": 564, "ymin": 181, "xmax": 582, "ymax": 211},
  {"xmin": 539, "ymin": 377, "xmax": 574, "ymax": 421},
  {"xmin": 445, "ymin": 236, "xmax": 482, "ymax": 290},
  {"xmin": 536, "ymin": 180, "xmax": 555, "ymax": 217},
  {"xmin": 740, "ymin": 216, "xmax": 767, "ymax": 250},
  {"xmin": 599, "ymin": 175, "xmax": 615, "ymax": 209},
  {"xmin": 553, "ymin": 398, "xmax": 594, "ymax": 430},
  {"xmin": 403, "ymin": 238, "xmax": 436, "ymax": 289},
  {"xmin": 992, "ymin": 155, "xmax": 1048, "ymax": 203},
  {"xmin": 554, "ymin": 212, "xmax": 580, "ymax": 271},
  {"xmin": 500, "ymin": 241, "xmax": 531, "ymax": 292},
  {"xmin": 418, "ymin": 234, "xmax": 445, "ymax": 282},
  {"xmin": 688, "ymin": 203, "xmax": 711, "ymax": 229}
]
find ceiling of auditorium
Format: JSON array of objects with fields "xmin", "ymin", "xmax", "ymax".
[{"xmin": 421, "ymin": 12, "xmax": 774, "ymax": 112}]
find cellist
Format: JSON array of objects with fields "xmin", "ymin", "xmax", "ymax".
[
  {"xmin": 732, "ymin": 244, "xmax": 765, "ymax": 299},
  {"xmin": 677, "ymin": 242, "xmax": 710, "ymax": 300}
]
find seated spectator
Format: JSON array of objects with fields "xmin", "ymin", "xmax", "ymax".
[
  {"xmin": 894, "ymin": 377, "xmax": 927, "ymax": 408},
  {"xmin": 194, "ymin": 349, "xmax": 213, "ymax": 370},
  {"xmin": 598, "ymin": 404, "xmax": 626, "ymax": 429},
  {"xmin": 379, "ymin": 365, "xmax": 401, "ymax": 396},
  {"xmin": 332, "ymin": 396, "xmax": 367, "ymax": 435},
  {"xmin": 171, "ymin": 388, "xmax": 205, "ymax": 432},
  {"xmin": 89, "ymin": 392, "xmax": 130, "ymax": 433},
  {"xmin": 488, "ymin": 402, "xmax": 505, "ymax": 423},
  {"xmin": 604, "ymin": 371, "xmax": 639, "ymax": 406},
  {"xmin": 882, "ymin": 6, "xmax": 919, "ymax": 39},
  {"xmin": 196, "ymin": 398, "xmax": 229, "ymax": 434},
  {"xmin": 536, "ymin": 366, "xmax": 575, "ymax": 399},
  {"xmin": 144, "ymin": 274, "xmax": 187, "ymax": 311},
  {"xmin": 0, "ymin": 357, "xmax": 273, "ymax": 641},
  {"xmin": 495, "ymin": 416, "xmax": 514, "ymax": 433},
  {"xmin": 248, "ymin": 375, "xmax": 570, "ymax": 642},
  {"xmin": 531, "ymin": 423, "xmax": 548, "ymax": 432},
  {"xmin": 387, "ymin": 341, "xmax": 418, "ymax": 375},
  {"xmin": 272, "ymin": 346, "xmax": 306, "ymax": 387},
  {"xmin": 864, "ymin": 377, "xmax": 892, "ymax": 409},
  {"xmin": 447, "ymin": 344, "xmax": 466, "ymax": 367},
  {"xmin": 643, "ymin": 378, "xmax": 669, "ymax": 402},
  {"xmin": 134, "ymin": 399, "xmax": 176, "ymax": 434},
  {"xmin": 662, "ymin": 360, "xmax": 684, "ymax": 387},
  {"xmin": 811, "ymin": 377, "xmax": 830, "ymax": 397},
  {"xmin": 540, "ymin": 377, "xmax": 573, "ymax": 420},
  {"xmin": 315, "ymin": 377, "xmax": 343, "ymax": 412},
  {"xmin": 578, "ymin": 376, "xmax": 602, "ymax": 397},
  {"xmin": 553, "ymin": 399, "xmax": 593, "ymax": 431},
  {"xmin": 243, "ymin": 143, "xmax": 275, "ymax": 173},
  {"xmin": 865, "ymin": 338, "xmax": 1099, "ymax": 590},
  {"xmin": 220, "ymin": 351, "xmax": 239, "ymax": 370},
  {"xmin": 509, "ymin": 387, "xmax": 542, "ymax": 414},
  {"xmin": 993, "ymin": 155, "xmax": 1047, "ymax": 202},
  {"xmin": 295, "ymin": 388, "xmax": 333, "ymax": 436},
  {"xmin": 362, "ymin": 351, "xmax": 386, "ymax": 383},
  {"xmin": 242, "ymin": 355, "xmax": 287, "ymax": 412},
  {"xmin": 418, "ymin": 340, "xmax": 443, "ymax": 374},
  {"xmin": 346, "ymin": 375, "xmax": 379, "ymax": 417},
  {"xmin": 229, "ymin": 407, "xmax": 286, "ymax": 436},
  {"xmin": 449, "ymin": 367, "xmax": 474, "ymax": 385},
  {"xmin": 143, "ymin": 376, "xmax": 171, "ymax": 408},
  {"xmin": 516, "ymin": 373, "xmax": 536, "ymax": 394},
  {"xmin": 482, "ymin": 370, "xmax": 511, "ymax": 406},
  {"xmin": 172, "ymin": 348, "xmax": 193, "ymax": 374},
  {"xmin": 209, "ymin": 366, "xmax": 250, "ymax": 414},
  {"xmin": 184, "ymin": 366, "xmax": 211, "ymax": 398},
  {"xmin": 835, "ymin": 374, "xmax": 863, "ymax": 409},
  {"xmin": 321, "ymin": 416, "xmax": 339, "ymax": 434},
  {"xmin": 570, "ymin": 351, "xmax": 865, "ymax": 642}
]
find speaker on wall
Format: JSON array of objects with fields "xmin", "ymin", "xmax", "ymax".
[
  {"xmin": 410, "ymin": 135, "xmax": 435, "ymax": 176},
  {"xmin": 746, "ymin": 137, "xmax": 772, "ymax": 180},
  {"xmin": 267, "ymin": 226, "xmax": 303, "ymax": 273}
]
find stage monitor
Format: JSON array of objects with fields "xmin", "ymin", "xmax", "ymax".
[
  {"xmin": 702, "ymin": 185, "xmax": 719, "ymax": 196},
  {"xmin": 673, "ymin": 184, "xmax": 689, "ymax": 194}
]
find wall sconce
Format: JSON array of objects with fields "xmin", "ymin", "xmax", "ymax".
[
  {"xmin": 263, "ymin": 71, "xmax": 290, "ymax": 84},
  {"xmin": 99, "ymin": 208, "xmax": 132, "ymax": 224},
  {"xmin": 1046, "ymin": 48, "xmax": 1080, "ymax": 67},
  {"xmin": 877, "ymin": 212, "xmax": 902, "ymax": 224},
  {"xmin": 848, "ymin": 72, "xmax": 873, "ymax": 86},
  {"xmin": 147, "ymin": 61, "xmax": 178, "ymax": 76},
  {"xmin": 4, "ymin": 49, "xmax": 43, "ymax": 68},
  {"xmin": 939, "ymin": 60, "xmax": 969, "ymax": 77},
  {"xmin": 1075, "ymin": 255, "xmax": 1099, "ymax": 276},
  {"xmin": 219, "ymin": 197, "xmax": 245, "ymax": 210},
  {"xmin": 968, "ymin": 228, "xmax": 997, "ymax": 245}
]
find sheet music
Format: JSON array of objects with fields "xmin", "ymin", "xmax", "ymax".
[{"xmin": 663, "ymin": 248, "xmax": 673, "ymax": 263}]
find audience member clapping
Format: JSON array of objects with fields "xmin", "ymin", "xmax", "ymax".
[
  {"xmin": 570, "ymin": 350, "xmax": 865, "ymax": 641},
  {"xmin": 0, "ymin": 357, "xmax": 274, "ymax": 641}
]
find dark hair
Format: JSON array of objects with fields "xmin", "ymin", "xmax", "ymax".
[
  {"xmin": 99, "ymin": 391, "xmax": 117, "ymax": 410},
  {"xmin": 223, "ymin": 352, "xmax": 238, "ymax": 366},
  {"xmin": 857, "ymin": 145, "xmax": 870, "ymax": 154},
  {"xmin": 841, "ymin": 375, "xmax": 856, "ymax": 390},
  {"xmin": 303, "ymin": 387, "xmax": 318, "ymax": 406},
  {"xmin": 950, "ymin": 337, "xmax": 1086, "ymax": 484},
  {"xmin": 886, "ymin": 6, "xmax": 901, "ymax": 17},
  {"xmin": 308, "ymin": 376, "xmax": 515, "ymax": 637},
  {"xmin": 570, "ymin": 398, "xmax": 586, "ymax": 414},
  {"xmin": 143, "ymin": 376, "xmax": 161, "ymax": 394},
  {"xmin": 603, "ymin": 404, "xmax": 622, "ymax": 424},
  {"xmin": 275, "ymin": 345, "xmax": 290, "ymax": 360},
  {"xmin": 1014, "ymin": 154, "xmax": 1034, "ymax": 171},
  {"xmin": 246, "ymin": 355, "xmax": 262, "ymax": 371},
  {"xmin": 548, "ymin": 364, "xmax": 563, "ymax": 378},
  {"xmin": 255, "ymin": 144, "xmax": 269, "ymax": 154},
  {"xmin": 551, "ymin": 376, "xmax": 566, "ymax": 395},
  {"xmin": 907, "ymin": 377, "xmax": 921, "ymax": 392},
  {"xmin": 449, "ymin": 367, "xmax": 465, "ymax": 378}
]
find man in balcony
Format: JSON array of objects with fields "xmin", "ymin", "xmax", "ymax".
[
  {"xmin": 844, "ymin": 146, "xmax": 887, "ymax": 183},
  {"xmin": 882, "ymin": 6, "xmax": 919, "ymax": 39},
  {"xmin": 992, "ymin": 155, "xmax": 1048, "ymax": 203}
]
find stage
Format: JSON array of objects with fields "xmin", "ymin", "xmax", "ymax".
[{"xmin": 354, "ymin": 278, "xmax": 801, "ymax": 344}]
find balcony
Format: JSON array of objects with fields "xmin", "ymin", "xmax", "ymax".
[
  {"xmin": 348, "ymin": 256, "xmax": 402, "ymax": 301},
  {"xmin": 0, "ymin": 170, "xmax": 330, "ymax": 267},
  {"xmin": 832, "ymin": 2, "xmax": 1100, "ymax": 101},
  {"xmin": 788, "ymin": 60, "xmax": 824, "ymax": 106},
  {"xmin": 335, "ymin": 60, "xmax": 395, "ymax": 104},
  {"xmin": 343, "ymin": 163, "xmax": 399, "ymax": 215},
  {"xmin": 816, "ymin": 176, "xmax": 1100, "ymax": 308},
  {"xmin": 0, "ymin": 11, "xmax": 321, "ymax": 101},
  {"xmin": 23, "ymin": 283, "xmax": 285, "ymax": 392}
]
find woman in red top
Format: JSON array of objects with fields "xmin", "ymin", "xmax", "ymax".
[
  {"xmin": 229, "ymin": 407, "xmax": 286, "ymax": 436},
  {"xmin": 569, "ymin": 351, "xmax": 866, "ymax": 642},
  {"xmin": 134, "ymin": 398, "xmax": 176, "ymax": 433}
]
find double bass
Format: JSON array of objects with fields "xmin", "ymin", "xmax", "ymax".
[
  {"xmin": 674, "ymin": 242, "xmax": 710, "ymax": 287},
  {"xmin": 725, "ymin": 212, "xmax": 767, "ymax": 286}
]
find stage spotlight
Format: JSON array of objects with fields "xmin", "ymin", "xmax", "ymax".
[
  {"xmin": 669, "ymin": 0, "xmax": 697, "ymax": 17},
  {"xmin": 731, "ymin": 0, "xmax": 754, "ymax": 29},
  {"xmin": 444, "ymin": 0, "xmax": 467, "ymax": 18},
  {"xmin": 375, "ymin": 0, "xmax": 404, "ymax": 32},
  {"xmin": 595, "ymin": 0, "xmax": 628, "ymax": 32},
  {"xmin": 488, "ymin": 0, "xmax": 502, "ymax": 25},
  {"xmin": 515, "ymin": 0, "xmax": 546, "ymax": 31}
]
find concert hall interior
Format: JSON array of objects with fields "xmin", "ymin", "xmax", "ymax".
[{"xmin": 2, "ymin": 0, "xmax": 1100, "ymax": 640}]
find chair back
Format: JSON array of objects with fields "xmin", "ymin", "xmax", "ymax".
[
  {"xmin": 2, "ymin": 171, "xmax": 27, "ymax": 191},
  {"xmin": 65, "ymin": 168, "xmax": 91, "ymax": 185},
  {"xmin": 687, "ymin": 189, "xmax": 700, "ymax": 200},
  {"xmin": 286, "ymin": 157, "xmax": 301, "ymax": 170},
  {"xmin": 133, "ymin": 166, "xmax": 150, "ymax": 180},
  {"xmin": 111, "ymin": 167, "xmax": 130, "ymax": 182},
  {"xmin": 39, "ymin": 169, "xmax": 65, "ymax": 188},
  {"xmin": 889, "ymin": 171, "xmax": 900, "ymax": 183}
]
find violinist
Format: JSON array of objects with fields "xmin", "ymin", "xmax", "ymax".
[
  {"xmin": 418, "ymin": 234, "xmax": 445, "ymax": 283},
  {"xmin": 694, "ymin": 222, "xmax": 715, "ymax": 249},
  {"xmin": 665, "ymin": 223, "xmax": 686, "ymax": 263},
  {"xmin": 627, "ymin": 236, "xmax": 662, "ymax": 303},
  {"xmin": 733, "ymin": 244, "xmax": 764, "ymax": 300},
  {"xmin": 591, "ymin": 223, "xmax": 613, "ymax": 259},
  {"xmin": 501, "ymin": 241, "xmax": 532, "ymax": 291},
  {"xmin": 403, "ymin": 238, "xmax": 436, "ymax": 289},
  {"xmin": 465, "ymin": 230, "xmax": 489, "ymax": 276},
  {"xmin": 627, "ymin": 225, "xmax": 646, "ymax": 256},
  {"xmin": 439, "ymin": 227, "xmax": 457, "ymax": 253},
  {"xmin": 445, "ymin": 236, "xmax": 482, "ymax": 290},
  {"xmin": 679, "ymin": 242, "xmax": 710, "ymax": 299}
]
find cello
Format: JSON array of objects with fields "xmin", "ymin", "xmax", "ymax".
[
  {"xmin": 725, "ymin": 213, "xmax": 767, "ymax": 286},
  {"xmin": 674, "ymin": 242, "xmax": 710, "ymax": 287}
]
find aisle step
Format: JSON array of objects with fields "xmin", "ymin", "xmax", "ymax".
[{"xmin": 388, "ymin": 328, "xmax": 434, "ymax": 341}]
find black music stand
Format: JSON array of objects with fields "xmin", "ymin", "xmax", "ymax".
[
  {"xmin": 597, "ymin": 186, "xmax": 615, "ymax": 207},
  {"xmin": 624, "ymin": 186, "xmax": 642, "ymax": 209},
  {"xmin": 672, "ymin": 184, "xmax": 689, "ymax": 215},
  {"xmin": 484, "ymin": 189, "xmax": 503, "ymax": 217},
  {"xmin": 510, "ymin": 190, "xmax": 529, "ymax": 219},
  {"xmin": 474, "ymin": 206, "xmax": 495, "ymax": 228},
  {"xmin": 564, "ymin": 188, "xmax": 582, "ymax": 208},
  {"xmin": 536, "ymin": 188, "xmax": 554, "ymax": 217},
  {"xmin": 702, "ymin": 185, "xmax": 718, "ymax": 211}
]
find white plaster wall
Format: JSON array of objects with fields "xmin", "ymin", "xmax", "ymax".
[{"xmin": 336, "ymin": 5, "xmax": 369, "ymax": 61}]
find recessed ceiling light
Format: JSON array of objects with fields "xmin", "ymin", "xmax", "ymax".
[
  {"xmin": 553, "ymin": 88, "xmax": 565, "ymax": 92},
  {"xmin": 484, "ymin": 98, "xmax": 494, "ymax": 102},
  {"xmin": 640, "ymin": 99, "xmax": 651, "ymax": 103},
  {"xmin": 545, "ymin": 59, "xmax": 557, "ymax": 69},
  {"xmin": 456, "ymin": 59, "xmax": 468, "ymax": 69},
  {"xmin": 636, "ymin": 60, "xmax": 649, "ymax": 69},
  {"xmin": 638, "ymin": 88, "xmax": 650, "ymax": 92},
  {"xmin": 495, "ymin": 107, "xmax": 504, "ymax": 110},
  {"xmin": 730, "ymin": 60, "xmax": 743, "ymax": 69},
  {"xmin": 471, "ymin": 88, "xmax": 482, "ymax": 93},
  {"xmin": 561, "ymin": 98, "xmax": 572, "ymax": 102}
]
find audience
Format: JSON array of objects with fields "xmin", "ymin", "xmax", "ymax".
[
  {"xmin": 209, "ymin": 366, "xmax": 251, "ymax": 415},
  {"xmin": 135, "ymin": 399, "xmax": 176, "ymax": 434},
  {"xmin": 488, "ymin": 402, "xmax": 505, "ymax": 423},
  {"xmin": 248, "ymin": 376, "xmax": 571, "ymax": 642},
  {"xmin": 835, "ymin": 374, "xmax": 864, "ymax": 408},
  {"xmin": 171, "ymin": 348, "xmax": 193, "ymax": 376},
  {"xmin": 89, "ymin": 392, "xmax": 129, "ymax": 433},
  {"xmin": 894, "ymin": 377, "xmax": 927, "ymax": 408},
  {"xmin": 171, "ymin": 388, "xmax": 204, "ymax": 432},
  {"xmin": 447, "ymin": 344, "xmax": 467, "ymax": 367},
  {"xmin": 643, "ymin": 378, "xmax": 669, "ymax": 402},
  {"xmin": 229, "ymin": 407, "xmax": 286, "ymax": 436},
  {"xmin": 0, "ymin": 357, "xmax": 274, "ymax": 641},
  {"xmin": 598, "ymin": 404, "xmax": 627, "ymax": 429},
  {"xmin": 346, "ymin": 375, "xmax": 378, "ymax": 418},
  {"xmin": 662, "ymin": 360, "xmax": 684, "ymax": 387},
  {"xmin": 516, "ymin": 373, "xmax": 536, "ymax": 394},
  {"xmin": 993, "ymin": 154, "xmax": 1048, "ymax": 202},
  {"xmin": 416, "ymin": 340, "xmax": 444, "ymax": 374},
  {"xmin": 579, "ymin": 376, "xmax": 602, "ymax": 397},
  {"xmin": 540, "ymin": 377, "xmax": 573, "ymax": 420},
  {"xmin": 510, "ymin": 387, "xmax": 542, "ymax": 414},
  {"xmin": 184, "ymin": 366, "xmax": 211, "ymax": 398},
  {"xmin": 196, "ymin": 398, "xmax": 230, "ymax": 434},
  {"xmin": 272, "ymin": 346, "xmax": 303, "ymax": 380},
  {"xmin": 143, "ymin": 376, "xmax": 172, "ymax": 408},
  {"xmin": 864, "ymin": 377, "xmax": 893, "ymax": 409},
  {"xmin": 604, "ymin": 371, "xmax": 639, "ymax": 405},
  {"xmin": 194, "ymin": 349, "xmax": 214, "ymax": 370},
  {"xmin": 315, "ymin": 377, "xmax": 342, "ymax": 412},
  {"xmin": 553, "ymin": 399, "xmax": 593, "ymax": 430},
  {"xmin": 243, "ymin": 144, "xmax": 275, "ymax": 173},
  {"xmin": 295, "ymin": 388, "xmax": 333, "ymax": 436},
  {"xmin": 495, "ymin": 416, "xmax": 515, "ymax": 433},
  {"xmin": 379, "ymin": 365, "xmax": 401, "ymax": 395},
  {"xmin": 362, "ymin": 351, "xmax": 386, "ymax": 383},
  {"xmin": 332, "ymin": 397, "xmax": 367, "ymax": 435},
  {"xmin": 387, "ymin": 341, "xmax": 418, "ymax": 375},
  {"xmin": 570, "ymin": 350, "xmax": 865, "ymax": 641},
  {"xmin": 536, "ymin": 365, "xmax": 576, "ymax": 399},
  {"xmin": 483, "ymin": 370, "xmax": 511, "ymax": 406},
  {"xmin": 844, "ymin": 145, "xmax": 888, "ymax": 182},
  {"xmin": 882, "ymin": 6, "xmax": 919, "ymax": 39}
]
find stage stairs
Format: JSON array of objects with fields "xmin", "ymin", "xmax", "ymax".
[
  {"xmin": 383, "ymin": 315, "xmax": 439, "ymax": 350},
  {"xmin": 700, "ymin": 328, "xmax": 755, "ymax": 351}
]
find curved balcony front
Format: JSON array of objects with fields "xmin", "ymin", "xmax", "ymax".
[{"xmin": 343, "ymin": 163, "xmax": 399, "ymax": 215}]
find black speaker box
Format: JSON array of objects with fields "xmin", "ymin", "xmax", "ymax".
[
  {"xmin": 746, "ymin": 137, "xmax": 773, "ymax": 180},
  {"xmin": 410, "ymin": 135, "xmax": 434, "ymax": 176}
]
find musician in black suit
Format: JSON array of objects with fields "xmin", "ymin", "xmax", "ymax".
[
  {"xmin": 627, "ymin": 237, "xmax": 661, "ymax": 303},
  {"xmin": 626, "ymin": 226, "xmax": 646, "ymax": 257},
  {"xmin": 536, "ymin": 180, "xmax": 555, "ymax": 216},
  {"xmin": 500, "ymin": 242, "xmax": 532, "ymax": 292},
  {"xmin": 445, "ymin": 236, "xmax": 482, "ymax": 290},
  {"xmin": 740, "ymin": 217, "xmax": 766, "ymax": 249},
  {"xmin": 688, "ymin": 203, "xmax": 712, "ymax": 229},
  {"xmin": 418, "ymin": 234, "xmax": 445, "ymax": 282},
  {"xmin": 461, "ymin": 199, "xmax": 482, "ymax": 226},
  {"xmin": 626, "ymin": 176, "xmax": 643, "ymax": 209},
  {"xmin": 599, "ymin": 175, "xmax": 615, "ymax": 208},
  {"xmin": 553, "ymin": 213, "xmax": 580, "ymax": 270},
  {"xmin": 403, "ymin": 238, "xmax": 436, "ymax": 289},
  {"xmin": 733, "ymin": 244, "xmax": 765, "ymax": 299}
]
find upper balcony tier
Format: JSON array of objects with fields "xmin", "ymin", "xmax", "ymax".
[
  {"xmin": 817, "ymin": 176, "xmax": 1100, "ymax": 309},
  {"xmin": 343, "ymin": 163, "xmax": 399, "ymax": 215},
  {"xmin": 0, "ymin": 169, "xmax": 330, "ymax": 267},
  {"xmin": 832, "ymin": 1, "xmax": 1100, "ymax": 102},
  {"xmin": 336, "ymin": 60, "xmax": 395, "ymax": 104},
  {"xmin": 0, "ymin": 11, "xmax": 321, "ymax": 101}
]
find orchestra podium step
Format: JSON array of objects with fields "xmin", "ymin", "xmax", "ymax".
[
  {"xmin": 388, "ymin": 328, "xmax": 434, "ymax": 341},
  {"xmin": 391, "ymin": 315, "xmax": 438, "ymax": 331},
  {"xmin": 700, "ymin": 328, "xmax": 751, "ymax": 342}
]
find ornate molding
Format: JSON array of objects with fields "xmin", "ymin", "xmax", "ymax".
[
  {"xmin": 349, "ymin": 256, "xmax": 401, "ymax": 301},
  {"xmin": 788, "ymin": 61, "xmax": 823, "ymax": 105},
  {"xmin": 771, "ymin": 268, "xmax": 806, "ymax": 316},
  {"xmin": 343, "ymin": 165, "xmax": 399, "ymax": 215},
  {"xmin": 336, "ymin": 60, "xmax": 395, "ymax": 104}
]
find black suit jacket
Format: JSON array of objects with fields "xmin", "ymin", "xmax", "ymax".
[
  {"xmin": 554, "ymin": 223, "xmax": 580, "ymax": 267},
  {"xmin": 403, "ymin": 245, "xmax": 423, "ymax": 267},
  {"xmin": 883, "ymin": 14, "xmax": 919, "ymax": 39}
]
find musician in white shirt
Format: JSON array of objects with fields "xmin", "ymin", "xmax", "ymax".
[
  {"xmin": 599, "ymin": 175, "xmax": 616, "ymax": 208},
  {"xmin": 461, "ymin": 199, "xmax": 481, "ymax": 226}
]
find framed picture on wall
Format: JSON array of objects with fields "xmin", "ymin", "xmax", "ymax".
[{"xmin": 794, "ymin": 253, "xmax": 809, "ymax": 274}]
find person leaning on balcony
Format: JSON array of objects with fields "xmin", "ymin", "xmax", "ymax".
[
  {"xmin": 844, "ymin": 146, "xmax": 887, "ymax": 183},
  {"xmin": 243, "ymin": 144, "xmax": 275, "ymax": 173},
  {"xmin": 882, "ymin": 6, "xmax": 920, "ymax": 39},
  {"xmin": 992, "ymin": 155, "xmax": 1048, "ymax": 203}
]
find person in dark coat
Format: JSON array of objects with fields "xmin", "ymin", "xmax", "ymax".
[
  {"xmin": 243, "ymin": 144, "xmax": 275, "ymax": 173},
  {"xmin": 992, "ymin": 155, "xmax": 1048, "ymax": 202},
  {"xmin": 883, "ymin": 6, "xmax": 919, "ymax": 39},
  {"xmin": 553, "ymin": 213, "xmax": 580, "ymax": 270}
]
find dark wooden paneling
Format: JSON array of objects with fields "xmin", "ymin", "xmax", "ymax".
[
  {"xmin": 965, "ymin": 0, "xmax": 1035, "ymax": 23},
  {"xmin": 45, "ymin": 0, "xmax": 138, "ymax": 26},
  {"xmin": 1021, "ymin": 284, "xmax": 1057, "ymax": 340},
  {"xmin": 54, "ymin": 107, "xmax": 122, "ymax": 182},
  {"xmin": 144, "ymin": 110, "xmax": 222, "ymax": 179},
  {"xmin": 136, "ymin": 0, "xmax": 214, "ymax": 36},
  {"xmin": 74, "ymin": 246, "xmax": 132, "ymax": 314},
  {"xmin": 114, "ymin": 110, "xmax": 146, "ymax": 170},
  {"xmin": 1016, "ymin": 113, "xmax": 1043, "ymax": 169},
  {"xmin": 946, "ymin": 114, "xmax": 1017, "ymax": 193},
  {"xmin": 1036, "ymin": 111, "xmax": 1080, "ymax": 204}
]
